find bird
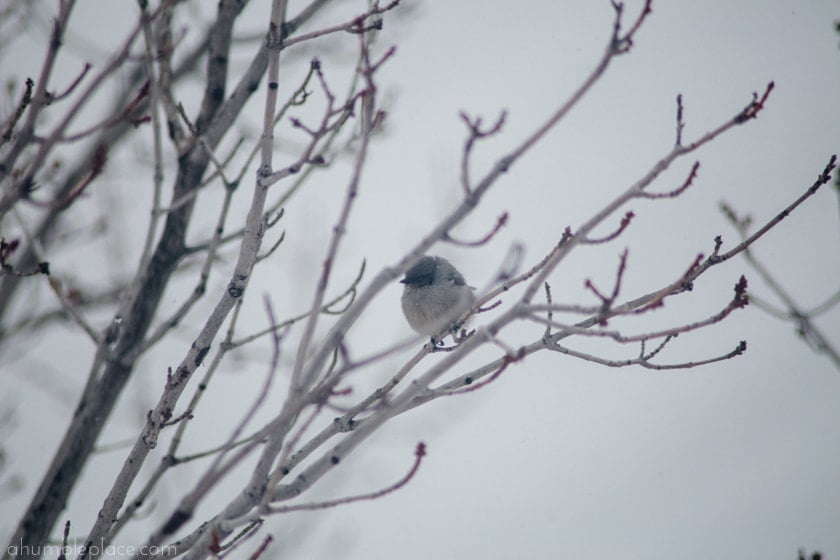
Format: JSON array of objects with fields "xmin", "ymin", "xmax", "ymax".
[{"xmin": 400, "ymin": 255, "xmax": 475, "ymax": 338}]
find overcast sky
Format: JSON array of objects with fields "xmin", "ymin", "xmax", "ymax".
[{"xmin": 2, "ymin": 1, "xmax": 839, "ymax": 559}]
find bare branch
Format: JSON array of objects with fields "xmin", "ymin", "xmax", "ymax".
[
  {"xmin": 674, "ymin": 93, "xmax": 685, "ymax": 146},
  {"xmin": 0, "ymin": 78, "xmax": 34, "ymax": 145},
  {"xmin": 536, "ymin": 276, "xmax": 750, "ymax": 344},
  {"xmin": 580, "ymin": 211, "xmax": 635, "ymax": 244},
  {"xmin": 721, "ymin": 182, "xmax": 840, "ymax": 371},
  {"xmin": 267, "ymin": 442, "xmax": 426, "ymax": 514},
  {"xmin": 638, "ymin": 161, "xmax": 699, "ymax": 199},
  {"xmin": 443, "ymin": 212, "xmax": 508, "ymax": 247},
  {"xmin": 289, "ymin": 31, "xmax": 385, "ymax": 400},
  {"xmin": 459, "ymin": 110, "xmax": 507, "ymax": 194},
  {"xmin": 549, "ymin": 338, "xmax": 746, "ymax": 370},
  {"xmin": 281, "ymin": 0, "xmax": 400, "ymax": 49},
  {"xmin": 714, "ymin": 155, "xmax": 836, "ymax": 266},
  {"xmin": 583, "ymin": 249, "xmax": 629, "ymax": 321}
]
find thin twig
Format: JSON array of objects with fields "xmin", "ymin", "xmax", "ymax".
[{"xmin": 268, "ymin": 442, "xmax": 426, "ymax": 514}]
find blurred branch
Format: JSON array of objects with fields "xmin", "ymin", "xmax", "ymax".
[
  {"xmin": 721, "ymin": 181, "xmax": 840, "ymax": 371},
  {"xmin": 4, "ymin": 0, "xmax": 344, "ymax": 555}
]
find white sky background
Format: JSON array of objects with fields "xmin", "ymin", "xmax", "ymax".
[{"xmin": 2, "ymin": 1, "xmax": 839, "ymax": 559}]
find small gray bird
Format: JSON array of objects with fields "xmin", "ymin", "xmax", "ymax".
[{"xmin": 400, "ymin": 255, "xmax": 475, "ymax": 337}]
